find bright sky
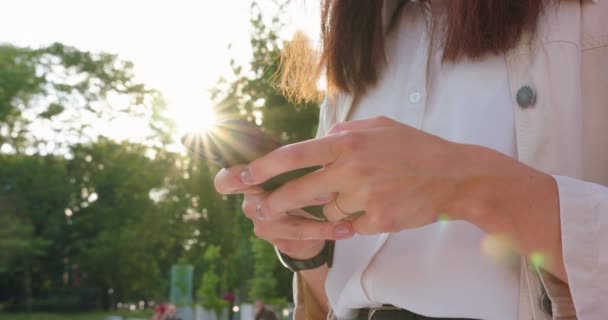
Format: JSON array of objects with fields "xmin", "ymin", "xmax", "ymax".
[{"xmin": 0, "ymin": 0, "xmax": 319, "ymax": 148}]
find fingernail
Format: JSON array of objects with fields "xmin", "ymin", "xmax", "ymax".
[
  {"xmin": 255, "ymin": 203, "xmax": 266, "ymax": 220},
  {"xmin": 314, "ymin": 193, "xmax": 333, "ymax": 203},
  {"xmin": 334, "ymin": 224, "xmax": 351, "ymax": 237},
  {"xmin": 240, "ymin": 167, "xmax": 255, "ymax": 185}
]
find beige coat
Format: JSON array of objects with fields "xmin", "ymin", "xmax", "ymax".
[{"xmin": 294, "ymin": 0, "xmax": 608, "ymax": 319}]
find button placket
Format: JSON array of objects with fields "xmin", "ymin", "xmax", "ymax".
[{"xmin": 402, "ymin": 8, "xmax": 431, "ymax": 130}]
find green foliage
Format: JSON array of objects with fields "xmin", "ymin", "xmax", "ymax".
[
  {"xmin": 248, "ymin": 238, "xmax": 278, "ymax": 303},
  {"xmin": 211, "ymin": 0, "xmax": 319, "ymax": 145},
  {"xmin": 0, "ymin": 311, "xmax": 153, "ymax": 320},
  {"xmin": 0, "ymin": 42, "xmax": 173, "ymax": 153},
  {"xmin": 196, "ymin": 246, "xmax": 227, "ymax": 314},
  {"xmin": 0, "ymin": 0, "xmax": 321, "ymax": 312}
]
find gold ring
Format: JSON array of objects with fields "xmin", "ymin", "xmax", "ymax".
[{"xmin": 334, "ymin": 199, "xmax": 352, "ymax": 216}]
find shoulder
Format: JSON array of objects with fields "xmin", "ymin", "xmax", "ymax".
[
  {"xmin": 533, "ymin": 0, "xmax": 607, "ymax": 51},
  {"xmin": 580, "ymin": 0, "xmax": 608, "ymax": 50}
]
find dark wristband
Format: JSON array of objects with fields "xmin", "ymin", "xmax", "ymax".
[{"xmin": 275, "ymin": 240, "xmax": 335, "ymax": 272}]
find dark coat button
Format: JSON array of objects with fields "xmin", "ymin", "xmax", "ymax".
[
  {"xmin": 516, "ymin": 85, "xmax": 537, "ymax": 108},
  {"xmin": 540, "ymin": 291, "xmax": 553, "ymax": 315}
]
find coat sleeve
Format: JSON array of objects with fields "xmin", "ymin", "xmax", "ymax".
[{"xmin": 541, "ymin": 175, "xmax": 608, "ymax": 318}]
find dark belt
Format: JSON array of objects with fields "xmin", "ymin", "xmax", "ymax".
[{"xmin": 357, "ymin": 305, "xmax": 479, "ymax": 320}]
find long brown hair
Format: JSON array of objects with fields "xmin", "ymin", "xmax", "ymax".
[
  {"xmin": 319, "ymin": 0, "xmax": 544, "ymax": 95},
  {"xmin": 280, "ymin": 0, "xmax": 546, "ymax": 102}
]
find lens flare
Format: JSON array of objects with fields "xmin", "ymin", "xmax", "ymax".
[
  {"xmin": 481, "ymin": 234, "xmax": 518, "ymax": 266},
  {"xmin": 529, "ymin": 251, "xmax": 549, "ymax": 269},
  {"xmin": 437, "ymin": 213, "xmax": 451, "ymax": 223}
]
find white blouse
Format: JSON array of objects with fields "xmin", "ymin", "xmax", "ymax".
[{"xmin": 326, "ymin": 4, "xmax": 520, "ymax": 319}]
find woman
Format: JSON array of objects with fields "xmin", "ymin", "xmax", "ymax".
[{"xmin": 215, "ymin": 0, "xmax": 608, "ymax": 319}]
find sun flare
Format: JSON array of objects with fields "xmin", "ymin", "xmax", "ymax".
[{"xmin": 172, "ymin": 103, "xmax": 217, "ymax": 137}]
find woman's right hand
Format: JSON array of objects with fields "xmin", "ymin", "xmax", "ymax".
[{"xmin": 214, "ymin": 165, "xmax": 355, "ymax": 260}]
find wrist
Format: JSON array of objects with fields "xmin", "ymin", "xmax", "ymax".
[
  {"xmin": 447, "ymin": 145, "xmax": 517, "ymax": 228},
  {"xmin": 285, "ymin": 241, "xmax": 326, "ymax": 260},
  {"xmin": 276, "ymin": 241, "xmax": 334, "ymax": 272},
  {"xmin": 455, "ymin": 157, "xmax": 558, "ymax": 236}
]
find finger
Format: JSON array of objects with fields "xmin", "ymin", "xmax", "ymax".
[
  {"xmin": 215, "ymin": 167, "xmax": 264, "ymax": 195},
  {"xmin": 327, "ymin": 116, "xmax": 398, "ymax": 135},
  {"xmin": 242, "ymin": 192, "xmax": 266, "ymax": 220},
  {"xmin": 214, "ymin": 165, "xmax": 250, "ymax": 194},
  {"xmin": 350, "ymin": 203, "xmax": 430, "ymax": 235},
  {"xmin": 253, "ymin": 215, "xmax": 354, "ymax": 241},
  {"xmin": 243, "ymin": 189, "xmax": 334, "ymax": 221},
  {"xmin": 239, "ymin": 133, "xmax": 345, "ymax": 186},
  {"xmin": 259, "ymin": 167, "xmax": 348, "ymax": 220},
  {"xmin": 323, "ymin": 192, "xmax": 366, "ymax": 222}
]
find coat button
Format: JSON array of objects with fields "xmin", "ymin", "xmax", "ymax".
[
  {"xmin": 516, "ymin": 85, "xmax": 536, "ymax": 108},
  {"xmin": 540, "ymin": 291, "xmax": 553, "ymax": 315}
]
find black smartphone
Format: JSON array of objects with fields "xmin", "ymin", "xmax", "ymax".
[{"xmin": 181, "ymin": 119, "xmax": 325, "ymax": 220}]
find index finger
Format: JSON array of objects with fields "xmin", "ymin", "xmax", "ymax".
[
  {"xmin": 214, "ymin": 166, "xmax": 264, "ymax": 194},
  {"xmin": 241, "ymin": 133, "xmax": 345, "ymax": 186}
]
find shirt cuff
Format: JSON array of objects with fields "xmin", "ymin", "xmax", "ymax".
[{"xmin": 553, "ymin": 175, "xmax": 608, "ymax": 317}]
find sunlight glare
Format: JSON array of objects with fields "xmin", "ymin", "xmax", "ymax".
[{"xmin": 172, "ymin": 103, "xmax": 217, "ymax": 137}]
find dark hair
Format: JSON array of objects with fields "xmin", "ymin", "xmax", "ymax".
[{"xmin": 319, "ymin": 0, "xmax": 544, "ymax": 95}]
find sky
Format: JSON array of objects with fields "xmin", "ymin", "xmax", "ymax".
[{"xmin": 0, "ymin": 0, "xmax": 319, "ymax": 147}]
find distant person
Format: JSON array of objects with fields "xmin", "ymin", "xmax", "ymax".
[
  {"xmin": 223, "ymin": 290, "xmax": 235, "ymax": 319},
  {"xmin": 164, "ymin": 304, "xmax": 181, "ymax": 320},
  {"xmin": 255, "ymin": 300, "xmax": 278, "ymax": 320},
  {"xmin": 152, "ymin": 303, "xmax": 180, "ymax": 320},
  {"xmin": 152, "ymin": 303, "xmax": 167, "ymax": 320}
]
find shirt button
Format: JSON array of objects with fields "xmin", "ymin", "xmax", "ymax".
[
  {"xmin": 516, "ymin": 85, "xmax": 536, "ymax": 108},
  {"xmin": 409, "ymin": 91, "xmax": 422, "ymax": 104}
]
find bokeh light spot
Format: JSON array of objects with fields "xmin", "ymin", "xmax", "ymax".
[
  {"xmin": 529, "ymin": 251, "xmax": 547, "ymax": 269},
  {"xmin": 437, "ymin": 213, "xmax": 450, "ymax": 222},
  {"xmin": 481, "ymin": 234, "xmax": 518, "ymax": 266}
]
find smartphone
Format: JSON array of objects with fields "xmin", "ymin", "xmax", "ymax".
[{"xmin": 182, "ymin": 119, "xmax": 325, "ymax": 220}]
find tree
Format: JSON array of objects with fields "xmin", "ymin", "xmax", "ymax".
[
  {"xmin": 0, "ymin": 0, "xmax": 323, "ymax": 311},
  {"xmin": 0, "ymin": 43, "xmax": 180, "ymax": 310},
  {"xmin": 0, "ymin": 154, "xmax": 74, "ymax": 311},
  {"xmin": 196, "ymin": 245, "xmax": 227, "ymax": 315},
  {"xmin": 0, "ymin": 42, "xmax": 173, "ymax": 154},
  {"xmin": 208, "ymin": 0, "xmax": 323, "ymax": 303}
]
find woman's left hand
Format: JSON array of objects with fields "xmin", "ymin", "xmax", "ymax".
[{"xmin": 240, "ymin": 116, "xmax": 555, "ymax": 236}]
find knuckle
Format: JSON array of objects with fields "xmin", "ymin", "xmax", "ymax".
[
  {"xmin": 371, "ymin": 214, "xmax": 396, "ymax": 232},
  {"xmin": 279, "ymin": 144, "xmax": 303, "ymax": 166},
  {"xmin": 339, "ymin": 131, "xmax": 365, "ymax": 152},
  {"xmin": 328, "ymin": 122, "xmax": 348, "ymax": 135},
  {"xmin": 241, "ymin": 196, "xmax": 258, "ymax": 218},
  {"xmin": 275, "ymin": 241, "xmax": 295, "ymax": 254},
  {"xmin": 253, "ymin": 223, "xmax": 267, "ymax": 239},
  {"xmin": 346, "ymin": 161, "xmax": 374, "ymax": 181},
  {"xmin": 292, "ymin": 228, "xmax": 306, "ymax": 241},
  {"xmin": 241, "ymin": 201, "xmax": 251, "ymax": 215},
  {"xmin": 287, "ymin": 221, "xmax": 307, "ymax": 240},
  {"xmin": 374, "ymin": 115, "xmax": 393, "ymax": 124},
  {"xmin": 363, "ymin": 187, "xmax": 381, "ymax": 210},
  {"xmin": 262, "ymin": 198, "xmax": 280, "ymax": 218},
  {"xmin": 352, "ymin": 220, "xmax": 371, "ymax": 235}
]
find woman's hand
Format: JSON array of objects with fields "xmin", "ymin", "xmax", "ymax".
[
  {"xmin": 238, "ymin": 116, "xmax": 556, "ymax": 237},
  {"xmin": 214, "ymin": 165, "xmax": 355, "ymax": 260},
  {"xmin": 218, "ymin": 116, "xmax": 565, "ymax": 281}
]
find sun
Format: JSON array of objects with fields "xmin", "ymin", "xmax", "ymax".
[{"xmin": 172, "ymin": 103, "xmax": 217, "ymax": 137}]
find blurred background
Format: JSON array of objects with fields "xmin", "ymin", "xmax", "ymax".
[{"xmin": 0, "ymin": 1, "xmax": 323, "ymax": 319}]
